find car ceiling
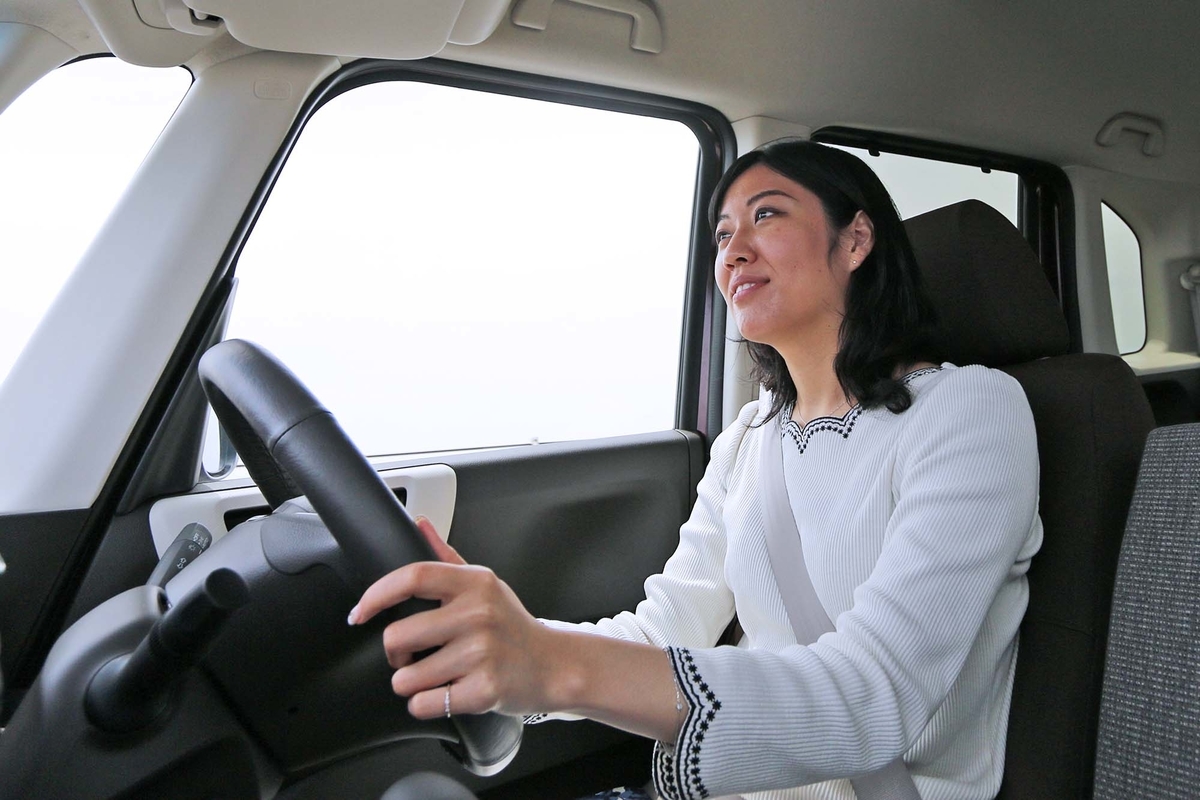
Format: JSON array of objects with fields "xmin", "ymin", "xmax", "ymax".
[{"xmin": 3, "ymin": 0, "xmax": 1199, "ymax": 184}]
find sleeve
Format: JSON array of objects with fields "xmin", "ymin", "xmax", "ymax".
[
  {"xmin": 651, "ymin": 368, "xmax": 1042, "ymax": 800},
  {"xmin": 524, "ymin": 402, "xmax": 760, "ymax": 726}
]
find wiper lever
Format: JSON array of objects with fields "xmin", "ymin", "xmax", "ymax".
[{"xmin": 84, "ymin": 568, "xmax": 249, "ymax": 733}]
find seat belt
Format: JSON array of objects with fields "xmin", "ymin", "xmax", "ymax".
[{"xmin": 759, "ymin": 420, "xmax": 921, "ymax": 800}]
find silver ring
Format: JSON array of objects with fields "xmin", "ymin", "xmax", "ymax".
[{"xmin": 444, "ymin": 684, "xmax": 451, "ymax": 718}]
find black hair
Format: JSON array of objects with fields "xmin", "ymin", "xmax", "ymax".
[{"xmin": 708, "ymin": 139, "xmax": 938, "ymax": 424}]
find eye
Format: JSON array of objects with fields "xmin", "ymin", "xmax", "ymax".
[
  {"xmin": 714, "ymin": 229, "xmax": 731, "ymax": 245},
  {"xmin": 754, "ymin": 206, "xmax": 780, "ymax": 222}
]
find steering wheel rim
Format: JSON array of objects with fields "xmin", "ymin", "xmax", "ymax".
[{"xmin": 197, "ymin": 338, "xmax": 522, "ymax": 776}]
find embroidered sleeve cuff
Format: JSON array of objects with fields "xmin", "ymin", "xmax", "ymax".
[
  {"xmin": 520, "ymin": 710, "xmax": 586, "ymax": 724},
  {"xmin": 651, "ymin": 647, "xmax": 723, "ymax": 800}
]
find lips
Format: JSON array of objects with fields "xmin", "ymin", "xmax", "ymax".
[{"xmin": 729, "ymin": 275, "xmax": 767, "ymax": 303}]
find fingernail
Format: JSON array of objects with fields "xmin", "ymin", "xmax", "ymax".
[
  {"xmin": 347, "ymin": 605, "xmax": 359, "ymax": 625},
  {"xmin": 414, "ymin": 515, "xmax": 429, "ymax": 525}
]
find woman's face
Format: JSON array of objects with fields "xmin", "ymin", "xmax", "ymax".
[{"xmin": 714, "ymin": 164, "xmax": 864, "ymax": 351}]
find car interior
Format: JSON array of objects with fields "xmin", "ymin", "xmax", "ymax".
[{"xmin": 0, "ymin": 2, "xmax": 1198, "ymax": 799}]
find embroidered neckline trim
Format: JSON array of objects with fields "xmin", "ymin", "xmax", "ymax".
[
  {"xmin": 780, "ymin": 365, "xmax": 943, "ymax": 453},
  {"xmin": 781, "ymin": 405, "xmax": 864, "ymax": 453}
]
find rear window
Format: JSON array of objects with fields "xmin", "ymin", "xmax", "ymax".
[
  {"xmin": 832, "ymin": 145, "xmax": 1018, "ymax": 223},
  {"xmin": 1101, "ymin": 202, "xmax": 1146, "ymax": 355}
]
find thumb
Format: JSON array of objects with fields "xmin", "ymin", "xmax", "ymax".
[{"xmin": 414, "ymin": 515, "xmax": 467, "ymax": 566}]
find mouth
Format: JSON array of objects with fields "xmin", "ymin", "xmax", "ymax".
[{"xmin": 730, "ymin": 278, "xmax": 766, "ymax": 303}]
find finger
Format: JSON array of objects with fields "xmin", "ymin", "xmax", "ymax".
[
  {"xmin": 390, "ymin": 637, "xmax": 471, "ymax": 700},
  {"xmin": 381, "ymin": 603, "xmax": 474, "ymax": 664},
  {"xmin": 414, "ymin": 515, "xmax": 466, "ymax": 566},
  {"xmin": 409, "ymin": 685, "xmax": 453, "ymax": 720},
  {"xmin": 406, "ymin": 670, "xmax": 502, "ymax": 719},
  {"xmin": 385, "ymin": 648, "xmax": 414, "ymax": 670},
  {"xmin": 409, "ymin": 683, "xmax": 472, "ymax": 720},
  {"xmin": 349, "ymin": 561, "xmax": 476, "ymax": 625}
]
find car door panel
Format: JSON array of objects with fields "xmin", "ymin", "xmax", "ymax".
[{"xmin": 430, "ymin": 430, "xmax": 704, "ymax": 622}]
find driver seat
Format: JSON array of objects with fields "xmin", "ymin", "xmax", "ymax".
[
  {"xmin": 407, "ymin": 200, "xmax": 1156, "ymax": 800},
  {"xmin": 904, "ymin": 199, "xmax": 1155, "ymax": 799}
]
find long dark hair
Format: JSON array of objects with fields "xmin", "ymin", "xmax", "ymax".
[{"xmin": 709, "ymin": 139, "xmax": 938, "ymax": 423}]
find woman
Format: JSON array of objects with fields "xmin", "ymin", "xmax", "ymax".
[{"xmin": 347, "ymin": 140, "xmax": 1043, "ymax": 800}]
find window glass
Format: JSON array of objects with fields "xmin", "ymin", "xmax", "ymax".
[
  {"xmin": 0, "ymin": 58, "xmax": 190, "ymax": 386},
  {"xmin": 1101, "ymin": 202, "xmax": 1146, "ymax": 354},
  {"xmin": 833, "ymin": 146, "xmax": 1019, "ymax": 223},
  {"xmin": 215, "ymin": 80, "xmax": 699, "ymax": 466}
]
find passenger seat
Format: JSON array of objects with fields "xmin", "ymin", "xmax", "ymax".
[{"xmin": 1093, "ymin": 423, "xmax": 1200, "ymax": 799}]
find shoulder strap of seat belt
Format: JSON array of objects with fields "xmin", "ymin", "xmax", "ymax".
[{"xmin": 759, "ymin": 417, "xmax": 921, "ymax": 800}]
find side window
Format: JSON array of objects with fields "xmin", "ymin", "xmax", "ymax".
[
  {"xmin": 0, "ymin": 58, "xmax": 190, "ymax": 385},
  {"xmin": 213, "ymin": 80, "xmax": 700, "ymax": 466},
  {"xmin": 1100, "ymin": 202, "xmax": 1146, "ymax": 354},
  {"xmin": 832, "ymin": 145, "xmax": 1019, "ymax": 223}
]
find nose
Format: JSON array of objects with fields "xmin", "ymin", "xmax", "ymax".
[{"xmin": 721, "ymin": 227, "xmax": 753, "ymax": 270}]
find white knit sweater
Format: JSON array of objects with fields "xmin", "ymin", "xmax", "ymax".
[{"xmin": 542, "ymin": 364, "xmax": 1043, "ymax": 800}]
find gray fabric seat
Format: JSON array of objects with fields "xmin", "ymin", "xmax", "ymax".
[
  {"xmin": 905, "ymin": 200, "xmax": 1156, "ymax": 798},
  {"xmin": 1093, "ymin": 423, "xmax": 1200, "ymax": 799}
]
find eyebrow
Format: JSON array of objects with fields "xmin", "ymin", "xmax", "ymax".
[{"xmin": 716, "ymin": 189, "xmax": 797, "ymax": 222}]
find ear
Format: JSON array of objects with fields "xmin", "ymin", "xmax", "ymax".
[{"xmin": 843, "ymin": 210, "xmax": 875, "ymax": 272}]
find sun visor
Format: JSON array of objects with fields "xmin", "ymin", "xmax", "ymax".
[{"xmin": 184, "ymin": 0, "xmax": 511, "ymax": 59}]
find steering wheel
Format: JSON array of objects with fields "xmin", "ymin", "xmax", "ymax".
[
  {"xmin": 195, "ymin": 339, "xmax": 522, "ymax": 777},
  {"xmin": 0, "ymin": 339, "xmax": 518, "ymax": 799}
]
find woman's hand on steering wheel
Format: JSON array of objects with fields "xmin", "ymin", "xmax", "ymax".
[{"xmin": 347, "ymin": 518, "xmax": 560, "ymax": 720}]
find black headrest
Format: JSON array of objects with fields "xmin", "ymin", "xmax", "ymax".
[{"xmin": 905, "ymin": 199, "xmax": 1070, "ymax": 366}]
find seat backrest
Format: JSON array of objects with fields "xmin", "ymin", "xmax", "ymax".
[
  {"xmin": 1093, "ymin": 423, "xmax": 1200, "ymax": 799},
  {"xmin": 905, "ymin": 200, "xmax": 1155, "ymax": 799}
]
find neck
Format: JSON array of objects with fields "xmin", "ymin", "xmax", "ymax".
[{"xmin": 775, "ymin": 327, "xmax": 850, "ymax": 424}]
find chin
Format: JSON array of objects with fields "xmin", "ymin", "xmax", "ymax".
[{"xmin": 733, "ymin": 316, "xmax": 780, "ymax": 347}]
